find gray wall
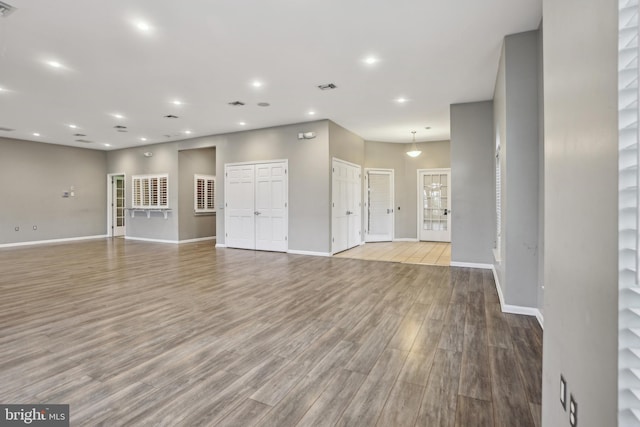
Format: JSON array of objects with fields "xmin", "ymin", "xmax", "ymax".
[
  {"xmin": 541, "ymin": 0, "xmax": 618, "ymax": 425},
  {"xmin": 494, "ymin": 30, "xmax": 540, "ymax": 308},
  {"xmin": 365, "ymin": 140, "xmax": 451, "ymax": 239},
  {"xmin": 537, "ymin": 22, "xmax": 545, "ymax": 313},
  {"xmin": 450, "ymin": 101, "xmax": 495, "ymax": 264},
  {"xmin": 216, "ymin": 120, "xmax": 331, "ymax": 253},
  {"xmin": 107, "ymin": 136, "xmax": 218, "ymax": 242},
  {"xmin": 0, "ymin": 137, "xmax": 107, "ymax": 244},
  {"xmin": 178, "ymin": 147, "xmax": 216, "ymax": 241}
]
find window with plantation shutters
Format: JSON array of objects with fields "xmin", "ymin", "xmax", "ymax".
[
  {"xmin": 194, "ymin": 174, "xmax": 216, "ymax": 213},
  {"xmin": 132, "ymin": 174, "xmax": 169, "ymax": 209},
  {"xmin": 619, "ymin": 1, "xmax": 640, "ymax": 425}
]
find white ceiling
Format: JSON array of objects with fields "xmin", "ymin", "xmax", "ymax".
[{"xmin": 0, "ymin": 0, "xmax": 541, "ymax": 150}]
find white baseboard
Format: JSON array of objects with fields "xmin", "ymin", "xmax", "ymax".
[
  {"xmin": 124, "ymin": 236, "xmax": 179, "ymax": 244},
  {"xmin": 491, "ymin": 265, "xmax": 539, "ymax": 317},
  {"xmin": 178, "ymin": 236, "xmax": 216, "ymax": 244},
  {"xmin": 0, "ymin": 234, "xmax": 108, "ymax": 248},
  {"xmin": 393, "ymin": 238, "xmax": 419, "ymax": 242},
  {"xmin": 535, "ymin": 310, "xmax": 544, "ymax": 329},
  {"xmin": 450, "ymin": 261, "xmax": 493, "ymax": 269},
  {"xmin": 288, "ymin": 250, "xmax": 332, "ymax": 257},
  {"xmin": 215, "ymin": 243, "xmax": 227, "ymax": 248}
]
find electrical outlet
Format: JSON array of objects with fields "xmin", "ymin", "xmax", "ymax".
[
  {"xmin": 560, "ymin": 375, "xmax": 567, "ymax": 410},
  {"xmin": 569, "ymin": 394, "xmax": 578, "ymax": 427}
]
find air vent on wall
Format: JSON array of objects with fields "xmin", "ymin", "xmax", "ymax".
[
  {"xmin": 0, "ymin": 1, "xmax": 16, "ymax": 18},
  {"xmin": 318, "ymin": 83, "xmax": 337, "ymax": 90},
  {"xmin": 228, "ymin": 101, "xmax": 245, "ymax": 106},
  {"xmin": 0, "ymin": 126, "xmax": 15, "ymax": 132}
]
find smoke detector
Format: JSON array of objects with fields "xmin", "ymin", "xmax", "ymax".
[{"xmin": 0, "ymin": 2, "xmax": 16, "ymax": 18}]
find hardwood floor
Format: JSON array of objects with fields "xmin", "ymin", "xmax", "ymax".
[
  {"xmin": 334, "ymin": 241, "xmax": 451, "ymax": 266},
  {"xmin": 0, "ymin": 239, "xmax": 541, "ymax": 426}
]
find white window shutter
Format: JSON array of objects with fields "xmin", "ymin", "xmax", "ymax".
[
  {"xmin": 619, "ymin": 1, "xmax": 640, "ymax": 425},
  {"xmin": 194, "ymin": 174, "xmax": 216, "ymax": 213}
]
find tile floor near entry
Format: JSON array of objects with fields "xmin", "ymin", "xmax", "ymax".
[
  {"xmin": 334, "ymin": 241, "xmax": 451, "ymax": 266},
  {"xmin": 0, "ymin": 239, "xmax": 540, "ymax": 426}
]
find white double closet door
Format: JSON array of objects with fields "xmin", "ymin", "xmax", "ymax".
[
  {"xmin": 225, "ymin": 160, "xmax": 288, "ymax": 252},
  {"xmin": 332, "ymin": 158, "xmax": 362, "ymax": 254}
]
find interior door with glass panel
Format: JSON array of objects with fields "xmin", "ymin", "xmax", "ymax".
[
  {"xmin": 365, "ymin": 169, "xmax": 394, "ymax": 242},
  {"xmin": 112, "ymin": 175, "xmax": 125, "ymax": 237},
  {"xmin": 418, "ymin": 169, "xmax": 451, "ymax": 242}
]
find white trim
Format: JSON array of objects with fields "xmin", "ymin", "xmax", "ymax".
[
  {"xmin": 178, "ymin": 236, "xmax": 216, "ymax": 244},
  {"xmin": 535, "ymin": 310, "xmax": 544, "ymax": 329},
  {"xmin": 491, "ymin": 265, "xmax": 539, "ymax": 317},
  {"xmin": 124, "ymin": 236, "xmax": 178, "ymax": 244},
  {"xmin": 450, "ymin": 261, "xmax": 493, "ymax": 269},
  {"xmin": 288, "ymin": 249, "xmax": 332, "ymax": 257},
  {"xmin": 393, "ymin": 238, "xmax": 419, "ymax": 242},
  {"xmin": 215, "ymin": 243, "xmax": 227, "ymax": 248},
  {"xmin": 224, "ymin": 158, "xmax": 288, "ymax": 167},
  {"xmin": 331, "ymin": 157, "xmax": 361, "ymax": 169},
  {"xmin": 107, "ymin": 173, "xmax": 126, "ymax": 237},
  {"xmin": 0, "ymin": 234, "xmax": 108, "ymax": 248},
  {"xmin": 417, "ymin": 168, "xmax": 452, "ymax": 243}
]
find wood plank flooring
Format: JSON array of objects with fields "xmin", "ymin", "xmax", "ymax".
[
  {"xmin": 334, "ymin": 241, "xmax": 451, "ymax": 266},
  {"xmin": 0, "ymin": 239, "xmax": 541, "ymax": 426}
]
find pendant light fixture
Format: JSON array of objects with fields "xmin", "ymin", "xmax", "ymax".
[{"xmin": 406, "ymin": 130, "xmax": 422, "ymax": 157}]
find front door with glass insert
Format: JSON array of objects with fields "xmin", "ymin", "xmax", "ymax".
[
  {"xmin": 112, "ymin": 175, "xmax": 125, "ymax": 237},
  {"xmin": 418, "ymin": 169, "xmax": 451, "ymax": 242}
]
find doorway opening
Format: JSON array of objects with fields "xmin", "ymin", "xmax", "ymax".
[{"xmin": 107, "ymin": 173, "xmax": 126, "ymax": 237}]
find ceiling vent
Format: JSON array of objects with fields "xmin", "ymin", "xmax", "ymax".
[
  {"xmin": 257, "ymin": 102, "xmax": 270, "ymax": 107},
  {"xmin": 318, "ymin": 83, "xmax": 337, "ymax": 90},
  {"xmin": 228, "ymin": 101, "xmax": 245, "ymax": 106},
  {"xmin": 114, "ymin": 125, "xmax": 127, "ymax": 129},
  {"xmin": 164, "ymin": 114, "xmax": 179, "ymax": 119},
  {"xmin": 0, "ymin": 2, "xmax": 16, "ymax": 18},
  {"xmin": 0, "ymin": 126, "xmax": 15, "ymax": 132},
  {"xmin": 73, "ymin": 133, "xmax": 86, "ymax": 137},
  {"xmin": 75, "ymin": 139, "xmax": 93, "ymax": 143}
]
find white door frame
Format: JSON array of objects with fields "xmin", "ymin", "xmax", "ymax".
[
  {"xmin": 106, "ymin": 173, "xmax": 126, "ymax": 237},
  {"xmin": 364, "ymin": 168, "xmax": 394, "ymax": 242},
  {"xmin": 417, "ymin": 168, "xmax": 451, "ymax": 242},
  {"xmin": 224, "ymin": 159, "xmax": 289, "ymax": 252},
  {"xmin": 332, "ymin": 158, "xmax": 362, "ymax": 254}
]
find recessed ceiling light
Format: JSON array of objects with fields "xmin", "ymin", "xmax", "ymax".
[
  {"xmin": 396, "ymin": 97, "xmax": 408, "ymax": 104},
  {"xmin": 184, "ymin": 130, "xmax": 192, "ymax": 134},
  {"xmin": 239, "ymin": 122, "xmax": 246, "ymax": 126},
  {"xmin": 112, "ymin": 113, "xmax": 124, "ymax": 119},
  {"xmin": 364, "ymin": 56, "xmax": 379, "ymax": 65},
  {"xmin": 140, "ymin": 137, "xmax": 147, "ymax": 141},
  {"xmin": 308, "ymin": 111, "xmax": 316, "ymax": 116},
  {"xmin": 68, "ymin": 124, "xmax": 78, "ymax": 129},
  {"xmin": 47, "ymin": 60, "xmax": 63, "ymax": 69},
  {"xmin": 104, "ymin": 143, "xmax": 111, "ymax": 147},
  {"xmin": 135, "ymin": 20, "xmax": 152, "ymax": 32},
  {"xmin": 172, "ymin": 100, "xmax": 182, "ymax": 106},
  {"xmin": 32, "ymin": 132, "xmax": 40, "ymax": 137},
  {"xmin": 251, "ymin": 80, "xmax": 263, "ymax": 88}
]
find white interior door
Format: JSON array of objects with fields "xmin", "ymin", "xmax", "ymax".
[
  {"xmin": 255, "ymin": 162, "xmax": 288, "ymax": 252},
  {"xmin": 365, "ymin": 169, "xmax": 394, "ymax": 242},
  {"xmin": 418, "ymin": 169, "xmax": 451, "ymax": 242},
  {"xmin": 225, "ymin": 164, "xmax": 256, "ymax": 249},
  {"xmin": 111, "ymin": 175, "xmax": 125, "ymax": 237},
  {"xmin": 332, "ymin": 158, "xmax": 362, "ymax": 253}
]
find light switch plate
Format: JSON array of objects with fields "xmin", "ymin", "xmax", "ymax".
[{"xmin": 560, "ymin": 375, "xmax": 567, "ymax": 410}]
